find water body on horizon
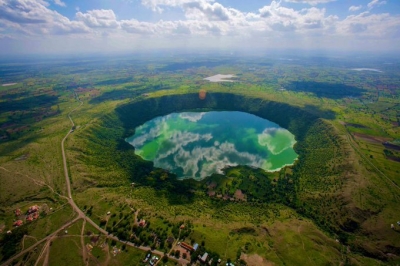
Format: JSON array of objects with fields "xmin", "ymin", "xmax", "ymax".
[{"xmin": 126, "ymin": 111, "xmax": 298, "ymax": 180}]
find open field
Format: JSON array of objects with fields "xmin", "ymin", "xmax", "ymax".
[{"xmin": 0, "ymin": 54, "xmax": 400, "ymax": 265}]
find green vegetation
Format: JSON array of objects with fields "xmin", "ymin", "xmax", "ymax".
[{"xmin": 0, "ymin": 55, "xmax": 399, "ymax": 265}]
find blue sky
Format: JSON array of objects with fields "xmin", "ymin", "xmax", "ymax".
[{"xmin": 0, "ymin": 0, "xmax": 399, "ymax": 55}]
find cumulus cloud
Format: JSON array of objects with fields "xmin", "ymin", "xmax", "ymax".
[
  {"xmin": 337, "ymin": 11, "xmax": 400, "ymax": 38},
  {"xmin": 120, "ymin": 19, "xmax": 157, "ymax": 34},
  {"xmin": 53, "ymin": 0, "xmax": 66, "ymax": 7},
  {"xmin": 349, "ymin": 5, "xmax": 362, "ymax": 12},
  {"xmin": 0, "ymin": 0, "xmax": 89, "ymax": 35},
  {"xmin": 258, "ymin": 1, "xmax": 337, "ymax": 33},
  {"xmin": 76, "ymin": 9, "xmax": 119, "ymax": 28},
  {"xmin": 182, "ymin": 2, "xmax": 230, "ymax": 21},
  {"xmin": 0, "ymin": 0, "xmax": 399, "ymax": 53}
]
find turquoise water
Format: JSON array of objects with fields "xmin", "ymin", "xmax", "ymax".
[{"xmin": 126, "ymin": 111, "xmax": 298, "ymax": 180}]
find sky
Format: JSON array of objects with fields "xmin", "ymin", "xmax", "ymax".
[{"xmin": 0, "ymin": 0, "xmax": 400, "ymax": 55}]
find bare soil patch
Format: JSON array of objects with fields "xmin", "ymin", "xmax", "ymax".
[{"xmin": 240, "ymin": 253, "xmax": 274, "ymax": 266}]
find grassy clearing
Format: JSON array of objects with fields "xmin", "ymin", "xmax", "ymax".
[
  {"xmin": 48, "ymin": 236, "xmax": 84, "ymax": 266},
  {"xmin": 25, "ymin": 204, "xmax": 76, "ymax": 241}
]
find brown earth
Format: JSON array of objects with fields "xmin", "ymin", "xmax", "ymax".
[{"xmin": 240, "ymin": 254, "xmax": 274, "ymax": 266}]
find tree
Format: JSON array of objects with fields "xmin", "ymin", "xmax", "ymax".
[{"xmin": 175, "ymin": 250, "xmax": 180, "ymax": 258}]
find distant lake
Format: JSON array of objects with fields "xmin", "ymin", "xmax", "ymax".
[
  {"xmin": 351, "ymin": 68, "xmax": 383, "ymax": 73},
  {"xmin": 126, "ymin": 111, "xmax": 298, "ymax": 180},
  {"xmin": 204, "ymin": 74, "xmax": 236, "ymax": 82}
]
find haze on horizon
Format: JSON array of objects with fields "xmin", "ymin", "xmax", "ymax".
[{"xmin": 0, "ymin": 0, "xmax": 400, "ymax": 56}]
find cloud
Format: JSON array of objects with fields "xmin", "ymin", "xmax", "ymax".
[
  {"xmin": 0, "ymin": 0, "xmax": 49, "ymax": 24},
  {"xmin": 283, "ymin": 0, "xmax": 336, "ymax": 5},
  {"xmin": 179, "ymin": 112, "xmax": 206, "ymax": 122},
  {"xmin": 141, "ymin": 0, "xmax": 214, "ymax": 13},
  {"xmin": 367, "ymin": 0, "xmax": 386, "ymax": 9},
  {"xmin": 182, "ymin": 1, "xmax": 230, "ymax": 21},
  {"xmin": 258, "ymin": 2, "xmax": 336, "ymax": 32},
  {"xmin": 0, "ymin": 0, "xmax": 89, "ymax": 35},
  {"xmin": 336, "ymin": 11, "xmax": 400, "ymax": 40},
  {"xmin": 349, "ymin": 5, "xmax": 362, "ymax": 12},
  {"xmin": 53, "ymin": 0, "xmax": 66, "ymax": 7},
  {"xmin": 258, "ymin": 128, "xmax": 296, "ymax": 155},
  {"xmin": 0, "ymin": 0, "xmax": 399, "ymax": 53},
  {"xmin": 120, "ymin": 19, "xmax": 157, "ymax": 34},
  {"xmin": 76, "ymin": 9, "xmax": 120, "ymax": 28}
]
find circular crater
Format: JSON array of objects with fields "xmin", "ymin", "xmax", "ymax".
[{"xmin": 115, "ymin": 92, "xmax": 324, "ymax": 183}]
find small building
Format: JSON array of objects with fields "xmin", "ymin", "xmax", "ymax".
[
  {"xmin": 13, "ymin": 220, "xmax": 23, "ymax": 227},
  {"xmin": 200, "ymin": 252, "xmax": 208, "ymax": 263},
  {"xmin": 180, "ymin": 224, "xmax": 185, "ymax": 229},
  {"xmin": 15, "ymin": 209, "xmax": 21, "ymax": 216},
  {"xmin": 149, "ymin": 256, "xmax": 159, "ymax": 266},
  {"xmin": 27, "ymin": 205, "xmax": 39, "ymax": 214},
  {"xmin": 180, "ymin": 242, "xmax": 194, "ymax": 252},
  {"xmin": 193, "ymin": 243, "xmax": 199, "ymax": 251},
  {"xmin": 26, "ymin": 215, "xmax": 33, "ymax": 222}
]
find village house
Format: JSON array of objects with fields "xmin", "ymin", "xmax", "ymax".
[
  {"xmin": 14, "ymin": 209, "xmax": 21, "ymax": 216},
  {"xmin": 27, "ymin": 205, "xmax": 39, "ymax": 214},
  {"xmin": 13, "ymin": 220, "xmax": 23, "ymax": 227},
  {"xmin": 199, "ymin": 252, "xmax": 208, "ymax": 263},
  {"xmin": 180, "ymin": 242, "xmax": 194, "ymax": 252}
]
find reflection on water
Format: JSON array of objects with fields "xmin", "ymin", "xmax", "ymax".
[{"xmin": 126, "ymin": 111, "xmax": 298, "ymax": 180}]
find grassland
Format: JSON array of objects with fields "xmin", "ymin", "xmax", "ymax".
[{"xmin": 0, "ymin": 54, "xmax": 399, "ymax": 265}]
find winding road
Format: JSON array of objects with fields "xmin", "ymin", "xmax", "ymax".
[{"xmin": 2, "ymin": 96, "xmax": 190, "ymax": 266}]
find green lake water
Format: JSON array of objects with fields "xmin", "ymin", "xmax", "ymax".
[{"xmin": 126, "ymin": 111, "xmax": 298, "ymax": 180}]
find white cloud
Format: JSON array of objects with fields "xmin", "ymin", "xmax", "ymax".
[
  {"xmin": 349, "ymin": 5, "xmax": 362, "ymax": 12},
  {"xmin": 76, "ymin": 9, "xmax": 120, "ymax": 28},
  {"xmin": 0, "ymin": 0, "xmax": 399, "ymax": 54},
  {"xmin": 0, "ymin": 0, "xmax": 89, "ymax": 35},
  {"xmin": 258, "ymin": 2, "xmax": 337, "ymax": 32},
  {"xmin": 367, "ymin": 0, "xmax": 386, "ymax": 9},
  {"xmin": 141, "ymin": 0, "xmax": 214, "ymax": 13},
  {"xmin": 120, "ymin": 19, "xmax": 157, "ymax": 34},
  {"xmin": 53, "ymin": 0, "xmax": 66, "ymax": 7},
  {"xmin": 337, "ymin": 11, "xmax": 400, "ymax": 38},
  {"xmin": 283, "ymin": 0, "xmax": 336, "ymax": 5},
  {"xmin": 180, "ymin": 112, "xmax": 206, "ymax": 122}
]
